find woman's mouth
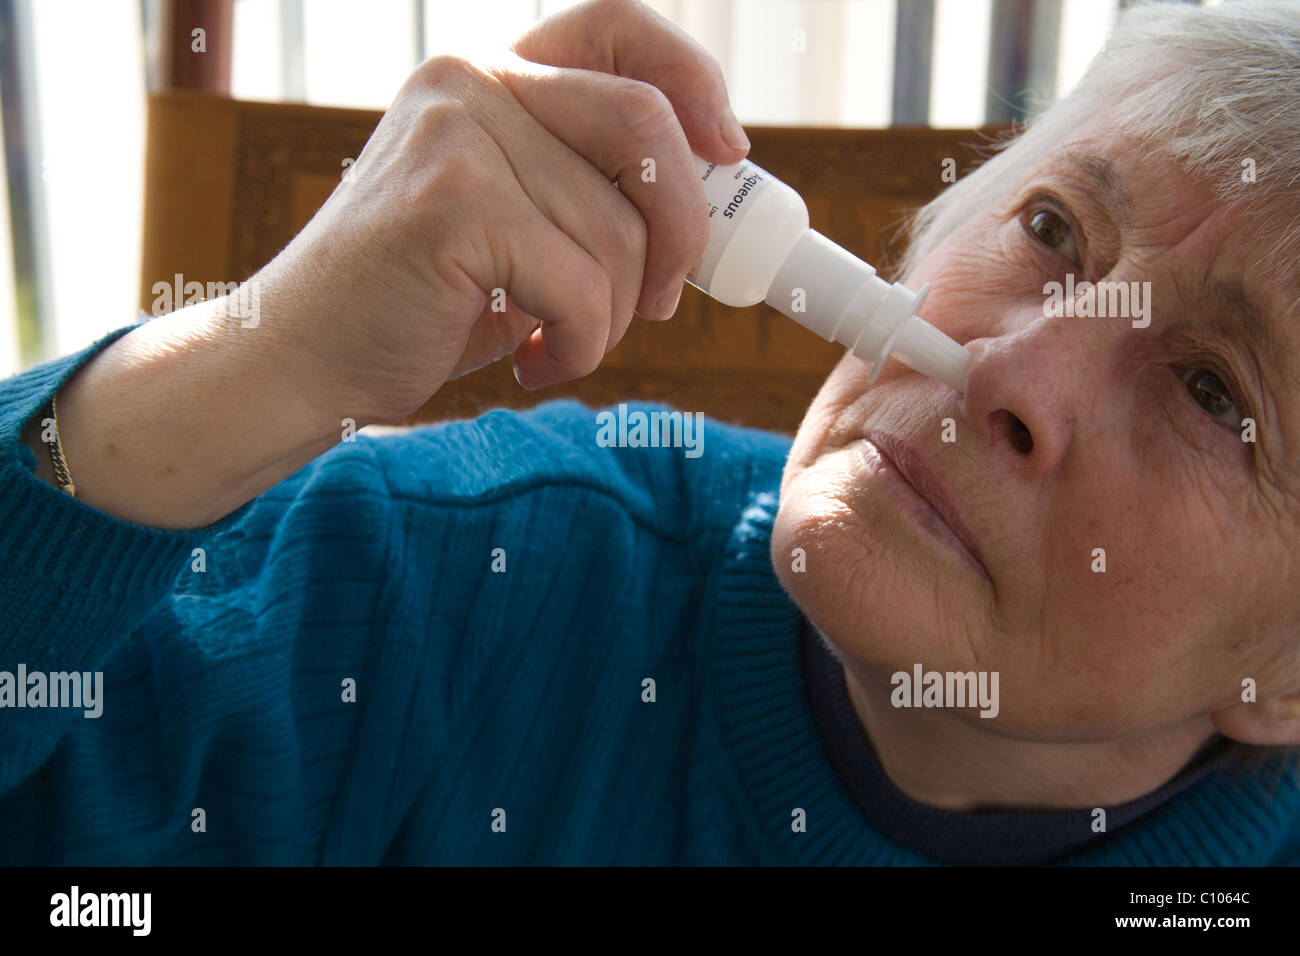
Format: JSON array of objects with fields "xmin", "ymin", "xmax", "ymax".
[{"xmin": 858, "ymin": 432, "xmax": 991, "ymax": 583}]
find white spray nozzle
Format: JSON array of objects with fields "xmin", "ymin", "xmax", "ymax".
[
  {"xmin": 764, "ymin": 229, "xmax": 971, "ymax": 393},
  {"xmin": 857, "ymin": 281, "xmax": 972, "ymax": 393},
  {"xmin": 862, "ymin": 281, "xmax": 931, "ymax": 385},
  {"xmin": 886, "ymin": 305, "xmax": 973, "ymax": 393}
]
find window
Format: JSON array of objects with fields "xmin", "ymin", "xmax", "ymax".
[{"xmin": 3, "ymin": 0, "xmax": 1123, "ymax": 372}]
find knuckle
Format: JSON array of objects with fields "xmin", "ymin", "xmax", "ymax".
[
  {"xmin": 410, "ymin": 99, "xmax": 465, "ymax": 144},
  {"xmin": 613, "ymin": 79, "xmax": 676, "ymax": 140},
  {"xmin": 412, "ymin": 53, "xmax": 478, "ymax": 89},
  {"xmin": 564, "ymin": 267, "xmax": 613, "ymax": 374},
  {"xmin": 592, "ymin": 0, "xmax": 640, "ymax": 21},
  {"xmin": 603, "ymin": 200, "xmax": 648, "ymax": 260},
  {"xmin": 417, "ymin": 147, "xmax": 479, "ymax": 208},
  {"xmin": 574, "ymin": 261, "xmax": 614, "ymax": 325}
]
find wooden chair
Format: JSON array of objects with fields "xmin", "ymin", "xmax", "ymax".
[{"xmin": 141, "ymin": 90, "xmax": 1003, "ymax": 434}]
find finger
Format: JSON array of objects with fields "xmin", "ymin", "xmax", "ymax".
[
  {"xmin": 455, "ymin": 288, "xmax": 631, "ymax": 382},
  {"xmin": 510, "ymin": 0, "xmax": 749, "ymax": 165},
  {"xmin": 491, "ymin": 208, "xmax": 613, "ymax": 390},
  {"xmin": 459, "ymin": 66, "xmax": 648, "ymax": 335},
  {"xmin": 491, "ymin": 58, "xmax": 707, "ymax": 321},
  {"xmin": 448, "ymin": 296, "xmax": 543, "ymax": 382}
]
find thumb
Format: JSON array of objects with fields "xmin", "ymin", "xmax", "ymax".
[{"xmin": 509, "ymin": 0, "xmax": 748, "ymax": 166}]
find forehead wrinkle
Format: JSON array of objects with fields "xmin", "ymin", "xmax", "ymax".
[{"xmin": 1059, "ymin": 148, "xmax": 1136, "ymax": 229}]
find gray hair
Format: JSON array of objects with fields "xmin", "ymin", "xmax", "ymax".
[{"xmin": 896, "ymin": 0, "xmax": 1300, "ymax": 296}]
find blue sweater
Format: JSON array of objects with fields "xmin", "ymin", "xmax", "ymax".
[{"xmin": 2, "ymin": 321, "xmax": 1299, "ymax": 865}]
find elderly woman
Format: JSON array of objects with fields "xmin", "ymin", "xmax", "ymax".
[{"xmin": 1, "ymin": 0, "xmax": 1296, "ymax": 866}]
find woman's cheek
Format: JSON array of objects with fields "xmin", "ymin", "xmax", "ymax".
[
  {"xmin": 907, "ymin": 250, "xmax": 1050, "ymax": 344},
  {"xmin": 1131, "ymin": 368, "xmax": 1252, "ymax": 501}
]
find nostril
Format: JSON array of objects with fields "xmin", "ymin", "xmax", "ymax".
[
  {"xmin": 1008, "ymin": 414, "xmax": 1033, "ymax": 454},
  {"xmin": 989, "ymin": 409, "xmax": 1034, "ymax": 455}
]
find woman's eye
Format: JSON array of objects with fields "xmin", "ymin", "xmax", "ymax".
[
  {"xmin": 1027, "ymin": 208, "xmax": 1081, "ymax": 266},
  {"xmin": 1184, "ymin": 368, "xmax": 1243, "ymax": 429}
]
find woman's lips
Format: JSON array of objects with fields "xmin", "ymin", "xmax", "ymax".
[{"xmin": 859, "ymin": 432, "xmax": 991, "ymax": 582}]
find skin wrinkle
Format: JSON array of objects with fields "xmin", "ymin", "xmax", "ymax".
[
  {"xmin": 1204, "ymin": 259, "xmax": 1298, "ymax": 518},
  {"xmin": 1179, "ymin": 266, "xmax": 1293, "ymax": 483},
  {"xmin": 1061, "ymin": 148, "xmax": 1137, "ymax": 229},
  {"xmin": 1204, "ymin": 276, "xmax": 1286, "ymax": 368},
  {"xmin": 770, "ymin": 118, "xmax": 1300, "ymax": 809}
]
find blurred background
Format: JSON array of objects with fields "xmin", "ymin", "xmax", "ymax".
[{"xmin": 0, "ymin": 0, "xmax": 1209, "ymax": 376}]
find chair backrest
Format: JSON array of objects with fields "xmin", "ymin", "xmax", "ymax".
[{"xmin": 141, "ymin": 90, "xmax": 1004, "ymax": 433}]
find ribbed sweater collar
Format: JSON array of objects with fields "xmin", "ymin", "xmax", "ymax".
[
  {"xmin": 801, "ymin": 619, "xmax": 1238, "ymax": 864},
  {"xmin": 710, "ymin": 485, "xmax": 1300, "ymax": 865}
]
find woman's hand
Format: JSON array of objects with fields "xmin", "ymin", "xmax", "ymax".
[
  {"xmin": 263, "ymin": 0, "xmax": 749, "ymax": 426},
  {"xmin": 20, "ymin": 0, "xmax": 747, "ymax": 530}
]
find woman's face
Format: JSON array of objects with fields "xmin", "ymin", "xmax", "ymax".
[{"xmin": 772, "ymin": 120, "xmax": 1300, "ymax": 741}]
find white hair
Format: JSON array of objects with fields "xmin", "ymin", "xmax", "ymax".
[{"xmin": 896, "ymin": 0, "xmax": 1300, "ymax": 295}]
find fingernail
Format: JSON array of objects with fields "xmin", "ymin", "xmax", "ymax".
[
  {"xmin": 654, "ymin": 283, "xmax": 683, "ymax": 320},
  {"xmin": 719, "ymin": 107, "xmax": 750, "ymax": 152}
]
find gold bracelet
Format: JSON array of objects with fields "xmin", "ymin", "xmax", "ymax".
[{"xmin": 49, "ymin": 392, "xmax": 76, "ymax": 497}]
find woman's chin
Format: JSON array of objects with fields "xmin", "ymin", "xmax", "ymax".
[{"xmin": 773, "ymin": 457, "xmax": 986, "ymax": 673}]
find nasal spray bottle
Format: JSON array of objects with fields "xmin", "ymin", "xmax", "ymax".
[{"xmin": 685, "ymin": 157, "xmax": 971, "ymax": 392}]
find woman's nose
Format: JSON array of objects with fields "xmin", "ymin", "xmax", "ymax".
[{"xmin": 958, "ymin": 321, "xmax": 1094, "ymax": 480}]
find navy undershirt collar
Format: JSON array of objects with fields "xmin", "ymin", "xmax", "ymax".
[{"xmin": 800, "ymin": 617, "xmax": 1238, "ymax": 865}]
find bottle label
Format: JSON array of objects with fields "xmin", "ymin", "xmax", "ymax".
[{"xmin": 687, "ymin": 159, "xmax": 773, "ymax": 291}]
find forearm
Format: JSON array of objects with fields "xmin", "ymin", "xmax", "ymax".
[{"xmin": 20, "ymin": 293, "xmax": 348, "ymax": 530}]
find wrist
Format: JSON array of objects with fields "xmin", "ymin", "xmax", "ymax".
[
  {"xmin": 48, "ymin": 295, "xmax": 346, "ymax": 529},
  {"xmin": 252, "ymin": 245, "xmax": 437, "ymax": 428}
]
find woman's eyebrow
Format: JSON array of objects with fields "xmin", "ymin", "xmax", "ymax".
[
  {"xmin": 1059, "ymin": 148, "xmax": 1136, "ymax": 228},
  {"xmin": 1202, "ymin": 276, "xmax": 1289, "ymax": 380},
  {"xmin": 1054, "ymin": 151, "xmax": 1290, "ymax": 383}
]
